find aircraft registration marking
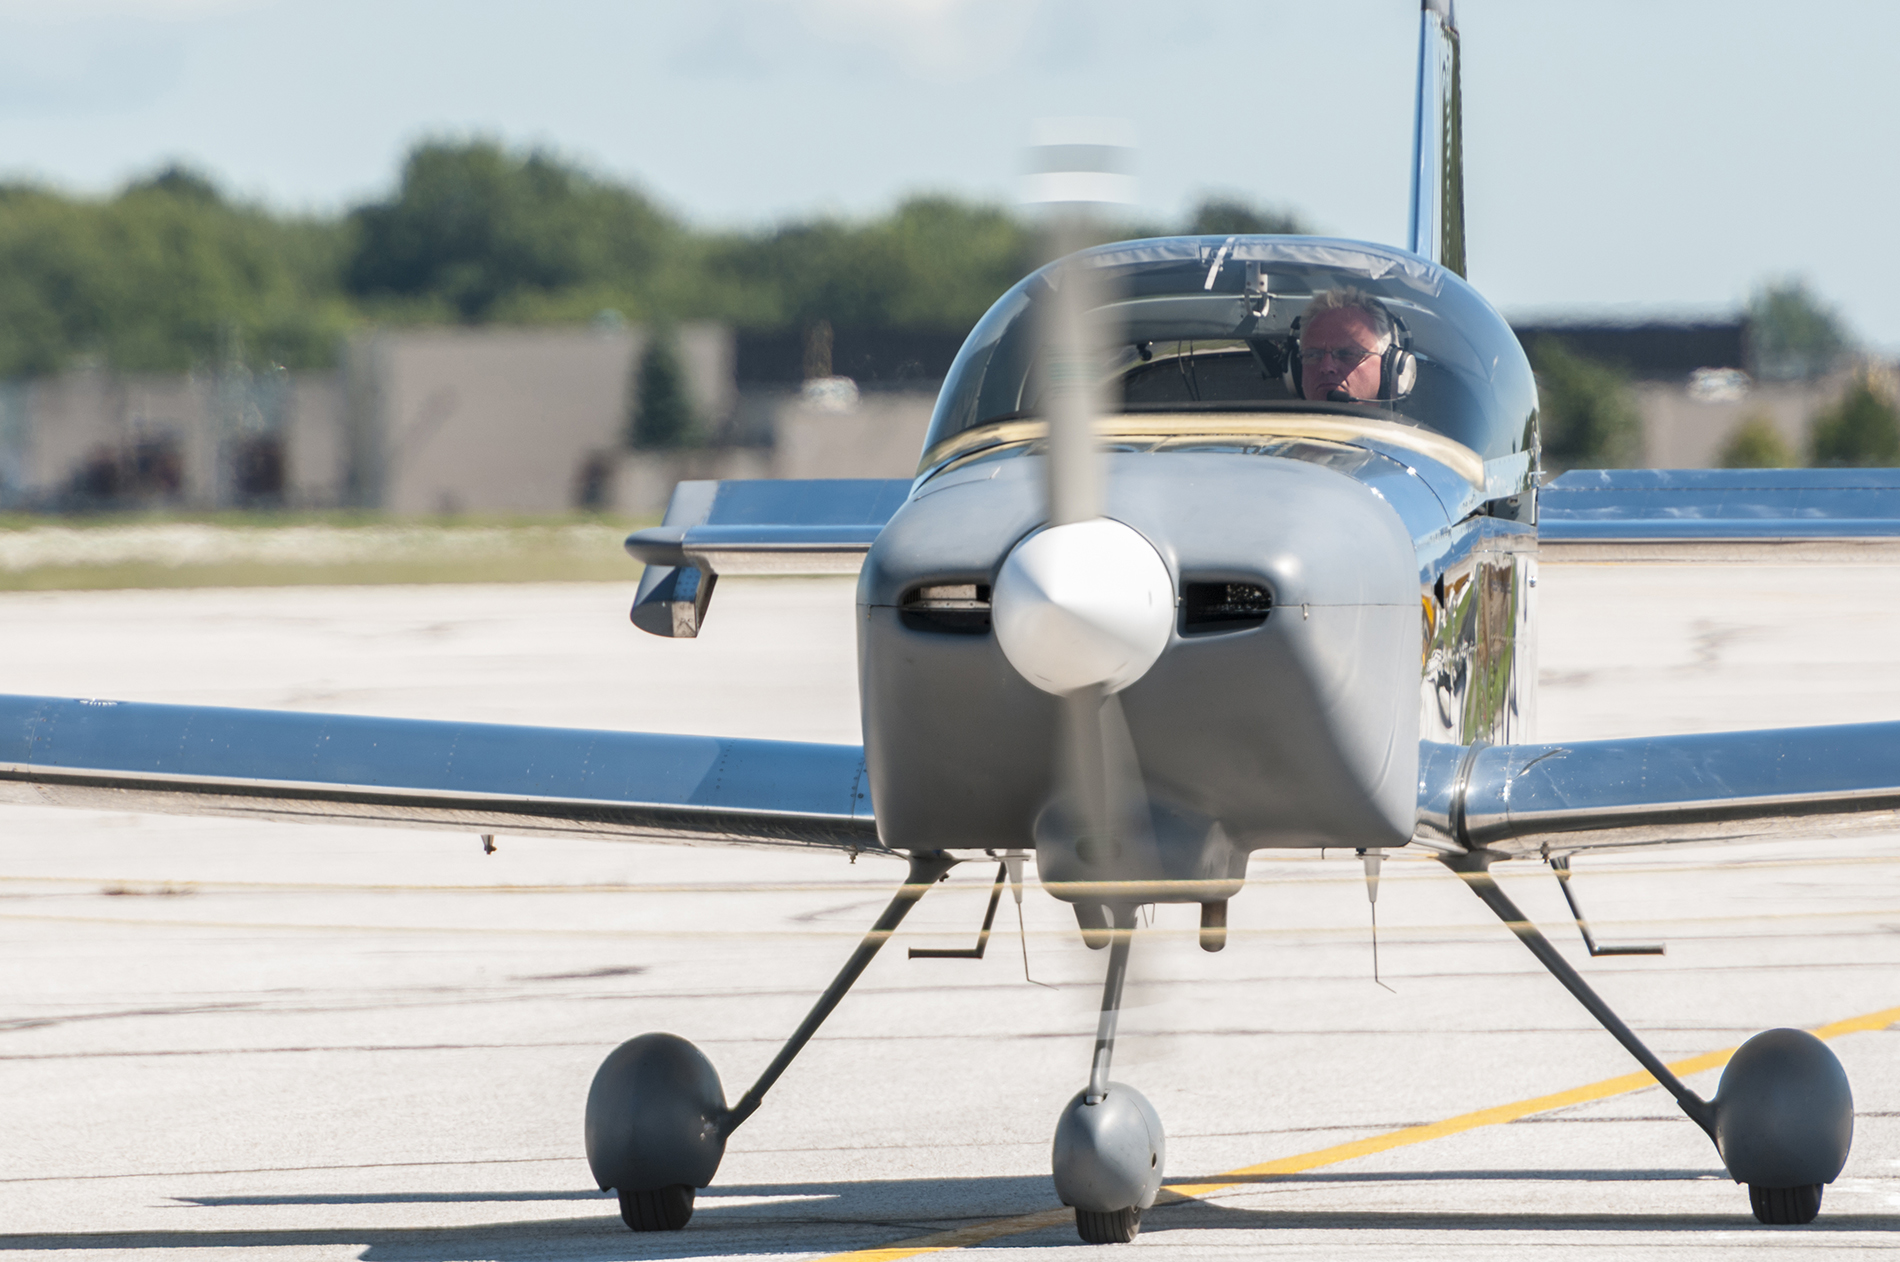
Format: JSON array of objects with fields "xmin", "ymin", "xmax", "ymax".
[{"xmin": 812, "ymin": 1003, "xmax": 1900, "ymax": 1262}]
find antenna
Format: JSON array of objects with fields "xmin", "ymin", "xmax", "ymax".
[{"xmin": 1358, "ymin": 847, "xmax": 1395, "ymax": 992}]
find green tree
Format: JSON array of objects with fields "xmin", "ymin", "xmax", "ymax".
[
  {"xmin": 629, "ymin": 324, "xmax": 696, "ymax": 449},
  {"xmin": 697, "ymin": 194, "xmax": 1304, "ymax": 338},
  {"xmin": 0, "ymin": 144, "xmax": 1339, "ymax": 383},
  {"xmin": 346, "ymin": 140, "xmax": 682, "ymax": 323},
  {"xmin": 879, "ymin": 197, "xmax": 1037, "ymax": 328},
  {"xmin": 1749, "ymin": 279, "xmax": 1850, "ymax": 381},
  {"xmin": 0, "ymin": 171, "xmax": 350, "ymax": 377},
  {"xmin": 126, "ymin": 163, "xmax": 224, "ymax": 205},
  {"xmin": 1809, "ymin": 376, "xmax": 1900, "ymax": 466},
  {"xmin": 1184, "ymin": 196, "xmax": 1304, "ymax": 236},
  {"xmin": 702, "ymin": 196, "xmax": 1034, "ymax": 333},
  {"xmin": 1528, "ymin": 338, "xmax": 1644, "ymax": 471},
  {"xmin": 1718, "ymin": 414, "xmax": 1798, "ymax": 468}
]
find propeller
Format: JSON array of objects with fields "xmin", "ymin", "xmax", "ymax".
[{"xmin": 990, "ymin": 212, "xmax": 1172, "ymax": 925}]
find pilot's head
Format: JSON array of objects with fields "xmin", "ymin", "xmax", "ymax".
[{"xmin": 1299, "ymin": 288, "xmax": 1394, "ymax": 402}]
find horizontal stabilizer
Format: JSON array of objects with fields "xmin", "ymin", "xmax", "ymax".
[
  {"xmin": 0, "ymin": 695, "xmax": 878, "ymax": 851},
  {"xmin": 626, "ymin": 478, "xmax": 911, "ymax": 574},
  {"xmin": 628, "ymin": 478, "xmax": 912, "ymax": 638},
  {"xmin": 1418, "ymin": 722, "xmax": 1900, "ymax": 857},
  {"xmin": 1541, "ymin": 469, "xmax": 1900, "ymax": 560}
]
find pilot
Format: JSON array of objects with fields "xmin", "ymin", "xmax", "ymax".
[{"xmin": 1296, "ymin": 288, "xmax": 1401, "ymax": 403}]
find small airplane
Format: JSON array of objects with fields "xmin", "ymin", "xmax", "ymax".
[{"xmin": 5, "ymin": 0, "xmax": 1898, "ymax": 1244}]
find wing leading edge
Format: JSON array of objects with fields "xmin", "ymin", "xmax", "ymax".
[
  {"xmin": 1540, "ymin": 469, "xmax": 1900, "ymax": 562},
  {"xmin": 0, "ymin": 695, "xmax": 878, "ymax": 852},
  {"xmin": 19, "ymin": 700, "xmax": 1898, "ymax": 862},
  {"xmin": 1418, "ymin": 723, "xmax": 1900, "ymax": 857}
]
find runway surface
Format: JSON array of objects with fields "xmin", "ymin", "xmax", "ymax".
[{"xmin": 4, "ymin": 565, "xmax": 1900, "ymax": 1259}]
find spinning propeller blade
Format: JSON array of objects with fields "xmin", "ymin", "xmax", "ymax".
[
  {"xmin": 991, "ymin": 199, "xmax": 1171, "ymax": 914},
  {"xmin": 1044, "ymin": 236, "xmax": 1104, "ymax": 529},
  {"xmin": 1049, "ymin": 252, "xmax": 1147, "ymax": 874}
]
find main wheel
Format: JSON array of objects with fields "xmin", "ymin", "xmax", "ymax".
[
  {"xmin": 1750, "ymin": 1183, "xmax": 1822, "ymax": 1225},
  {"xmin": 1075, "ymin": 1205, "xmax": 1141, "ymax": 1244},
  {"xmin": 619, "ymin": 1183, "xmax": 695, "ymax": 1231}
]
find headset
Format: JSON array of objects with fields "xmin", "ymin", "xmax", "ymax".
[{"xmin": 1283, "ymin": 298, "xmax": 1418, "ymax": 403}]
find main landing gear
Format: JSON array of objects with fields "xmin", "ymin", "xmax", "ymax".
[
  {"xmin": 1445, "ymin": 851, "xmax": 1854, "ymax": 1225},
  {"xmin": 583, "ymin": 851, "xmax": 1167, "ymax": 1244},
  {"xmin": 583, "ymin": 851, "xmax": 957, "ymax": 1232}
]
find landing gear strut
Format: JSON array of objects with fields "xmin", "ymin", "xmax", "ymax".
[
  {"xmin": 1445, "ymin": 851, "xmax": 1853, "ymax": 1225},
  {"xmin": 584, "ymin": 851, "xmax": 958, "ymax": 1231},
  {"xmin": 1051, "ymin": 903, "xmax": 1165, "ymax": 1244}
]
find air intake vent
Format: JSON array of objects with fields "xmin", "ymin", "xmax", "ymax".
[
  {"xmin": 1181, "ymin": 581, "xmax": 1272, "ymax": 635},
  {"xmin": 900, "ymin": 583, "xmax": 991, "ymax": 634}
]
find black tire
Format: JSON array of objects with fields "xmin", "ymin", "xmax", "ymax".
[
  {"xmin": 1074, "ymin": 1205, "xmax": 1141, "ymax": 1244},
  {"xmin": 619, "ymin": 1183, "xmax": 695, "ymax": 1231},
  {"xmin": 1749, "ymin": 1183, "xmax": 1823, "ymax": 1225}
]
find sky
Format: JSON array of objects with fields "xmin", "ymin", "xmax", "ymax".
[{"xmin": 0, "ymin": 0, "xmax": 1894, "ymax": 347}]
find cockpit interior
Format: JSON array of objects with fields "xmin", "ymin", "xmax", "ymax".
[{"xmin": 922, "ymin": 236, "xmax": 1539, "ymax": 472}]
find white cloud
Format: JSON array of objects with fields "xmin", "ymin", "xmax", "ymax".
[{"xmin": 776, "ymin": 0, "xmax": 1036, "ymax": 81}]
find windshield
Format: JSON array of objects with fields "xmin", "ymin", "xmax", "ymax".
[{"xmin": 922, "ymin": 236, "xmax": 1538, "ymax": 471}]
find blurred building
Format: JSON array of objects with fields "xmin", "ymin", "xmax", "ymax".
[
  {"xmin": 1512, "ymin": 319, "xmax": 1858, "ymax": 466},
  {"xmin": 1511, "ymin": 320, "xmax": 1751, "ymax": 379},
  {"xmin": 727, "ymin": 324, "xmax": 955, "ymax": 484},
  {"xmin": 1633, "ymin": 373, "xmax": 1860, "ymax": 467},
  {"xmin": 0, "ymin": 317, "xmax": 1876, "ymax": 517},
  {"xmin": 0, "ymin": 322, "xmax": 951, "ymax": 518},
  {"xmin": 344, "ymin": 323, "xmax": 736, "ymax": 516},
  {"xmin": 0, "ymin": 367, "xmax": 346, "ymax": 512}
]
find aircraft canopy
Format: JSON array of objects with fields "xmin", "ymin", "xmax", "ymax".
[{"xmin": 923, "ymin": 236, "xmax": 1538, "ymax": 470}]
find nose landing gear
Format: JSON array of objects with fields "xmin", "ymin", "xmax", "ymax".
[{"xmin": 1051, "ymin": 903, "xmax": 1165, "ymax": 1243}]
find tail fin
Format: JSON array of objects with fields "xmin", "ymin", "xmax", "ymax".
[{"xmin": 1408, "ymin": 0, "xmax": 1465, "ymax": 277}]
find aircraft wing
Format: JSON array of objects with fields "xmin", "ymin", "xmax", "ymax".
[
  {"xmin": 1540, "ymin": 469, "xmax": 1900, "ymax": 560},
  {"xmin": 0, "ymin": 694, "xmax": 878, "ymax": 852},
  {"xmin": 1494, "ymin": 470, "xmax": 1900, "ymax": 852},
  {"xmin": 1417, "ymin": 723, "xmax": 1900, "ymax": 858}
]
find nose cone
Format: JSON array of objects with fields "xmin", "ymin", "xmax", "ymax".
[{"xmin": 992, "ymin": 519, "xmax": 1173, "ymax": 696}]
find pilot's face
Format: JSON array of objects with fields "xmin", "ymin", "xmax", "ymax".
[{"xmin": 1301, "ymin": 308, "xmax": 1389, "ymax": 402}]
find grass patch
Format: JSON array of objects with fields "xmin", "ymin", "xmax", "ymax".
[{"xmin": 0, "ymin": 515, "xmax": 657, "ymax": 591}]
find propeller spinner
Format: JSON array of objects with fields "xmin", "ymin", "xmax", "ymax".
[{"xmin": 991, "ymin": 518, "xmax": 1172, "ymax": 698}]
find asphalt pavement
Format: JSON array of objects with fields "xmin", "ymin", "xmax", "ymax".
[{"xmin": 3, "ymin": 566, "xmax": 1899, "ymax": 1260}]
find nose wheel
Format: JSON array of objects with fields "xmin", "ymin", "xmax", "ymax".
[
  {"xmin": 1075, "ymin": 1206, "xmax": 1142, "ymax": 1244},
  {"xmin": 1051, "ymin": 903, "xmax": 1165, "ymax": 1244}
]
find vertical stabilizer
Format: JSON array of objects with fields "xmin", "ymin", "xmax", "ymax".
[{"xmin": 1408, "ymin": 0, "xmax": 1465, "ymax": 276}]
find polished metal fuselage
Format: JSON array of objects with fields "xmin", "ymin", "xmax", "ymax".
[
  {"xmin": 1419, "ymin": 512, "xmax": 1537, "ymax": 749},
  {"xmin": 9, "ymin": 436, "xmax": 1899, "ymax": 866},
  {"xmin": 858, "ymin": 414, "xmax": 1537, "ymax": 882}
]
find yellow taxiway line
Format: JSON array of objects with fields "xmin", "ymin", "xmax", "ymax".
[{"xmin": 813, "ymin": 1003, "xmax": 1900, "ymax": 1262}]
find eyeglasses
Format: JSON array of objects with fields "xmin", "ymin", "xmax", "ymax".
[{"xmin": 1300, "ymin": 344, "xmax": 1381, "ymax": 367}]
